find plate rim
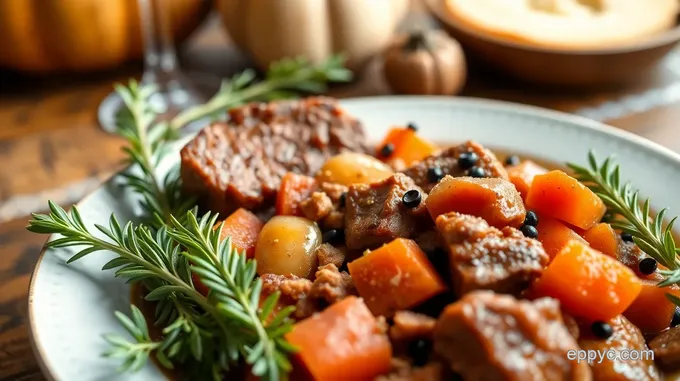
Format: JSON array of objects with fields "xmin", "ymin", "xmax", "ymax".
[{"xmin": 27, "ymin": 95, "xmax": 680, "ymax": 380}]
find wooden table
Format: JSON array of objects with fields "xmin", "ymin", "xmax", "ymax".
[{"xmin": 3, "ymin": 16, "xmax": 680, "ymax": 381}]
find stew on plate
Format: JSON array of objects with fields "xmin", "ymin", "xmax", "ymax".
[{"xmin": 134, "ymin": 97, "xmax": 680, "ymax": 380}]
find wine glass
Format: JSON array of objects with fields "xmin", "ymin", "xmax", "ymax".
[{"xmin": 98, "ymin": 0, "xmax": 205, "ymax": 133}]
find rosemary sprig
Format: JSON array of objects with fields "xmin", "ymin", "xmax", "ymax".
[
  {"xmin": 169, "ymin": 55, "xmax": 352, "ymax": 130},
  {"xmin": 568, "ymin": 152, "xmax": 680, "ymax": 302},
  {"xmin": 114, "ymin": 82, "xmax": 194, "ymax": 229},
  {"xmin": 28, "ymin": 203, "xmax": 293, "ymax": 380}
]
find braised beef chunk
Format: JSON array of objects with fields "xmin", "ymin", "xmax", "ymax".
[
  {"xmin": 345, "ymin": 173, "xmax": 429, "ymax": 250},
  {"xmin": 434, "ymin": 291, "xmax": 591, "ymax": 381},
  {"xmin": 315, "ymin": 243, "xmax": 346, "ymax": 268},
  {"xmin": 180, "ymin": 97, "xmax": 369, "ymax": 215},
  {"xmin": 580, "ymin": 315, "xmax": 660, "ymax": 381},
  {"xmin": 436, "ymin": 212, "xmax": 548, "ymax": 296},
  {"xmin": 375, "ymin": 358, "xmax": 447, "ymax": 381},
  {"xmin": 401, "ymin": 141, "xmax": 508, "ymax": 192},
  {"xmin": 390, "ymin": 311, "xmax": 436, "ymax": 343},
  {"xmin": 650, "ymin": 326, "xmax": 680, "ymax": 371}
]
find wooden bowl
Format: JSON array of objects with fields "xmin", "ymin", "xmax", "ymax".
[{"xmin": 425, "ymin": 0, "xmax": 680, "ymax": 88}]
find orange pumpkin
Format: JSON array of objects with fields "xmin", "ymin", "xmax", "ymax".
[{"xmin": 0, "ymin": 0, "xmax": 210, "ymax": 73}]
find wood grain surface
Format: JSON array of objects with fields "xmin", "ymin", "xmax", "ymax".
[{"xmin": 3, "ymin": 13, "xmax": 680, "ymax": 381}]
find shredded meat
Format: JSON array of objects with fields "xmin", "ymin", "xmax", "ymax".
[
  {"xmin": 260, "ymin": 274, "xmax": 313, "ymax": 320},
  {"xmin": 294, "ymin": 264, "xmax": 356, "ymax": 319},
  {"xmin": 308, "ymin": 264, "xmax": 356, "ymax": 304},
  {"xmin": 261, "ymin": 273, "xmax": 312, "ymax": 302},
  {"xmin": 300, "ymin": 191, "xmax": 333, "ymax": 221},
  {"xmin": 390, "ymin": 311, "xmax": 437, "ymax": 343},
  {"xmin": 401, "ymin": 141, "xmax": 508, "ymax": 193},
  {"xmin": 375, "ymin": 358, "xmax": 446, "ymax": 381},
  {"xmin": 345, "ymin": 173, "xmax": 430, "ymax": 250},
  {"xmin": 436, "ymin": 212, "xmax": 548, "ymax": 296},
  {"xmin": 434, "ymin": 291, "xmax": 591, "ymax": 381},
  {"xmin": 315, "ymin": 243, "xmax": 346, "ymax": 268},
  {"xmin": 319, "ymin": 182, "xmax": 349, "ymax": 203}
]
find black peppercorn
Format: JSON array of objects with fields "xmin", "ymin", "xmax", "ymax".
[
  {"xmin": 638, "ymin": 257, "xmax": 658, "ymax": 275},
  {"xmin": 322, "ymin": 229, "xmax": 343, "ymax": 244},
  {"xmin": 427, "ymin": 166, "xmax": 444, "ymax": 183},
  {"xmin": 407, "ymin": 122, "xmax": 419, "ymax": 132},
  {"xmin": 402, "ymin": 189, "xmax": 422, "ymax": 208},
  {"xmin": 621, "ymin": 232, "xmax": 634, "ymax": 242},
  {"xmin": 524, "ymin": 211, "xmax": 539, "ymax": 227},
  {"xmin": 591, "ymin": 321, "xmax": 614, "ymax": 339},
  {"xmin": 520, "ymin": 225, "xmax": 538, "ymax": 238},
  {"xmin": 380, "ymin": 143, "xmax": 395, "ymax": 158},
  {"xmin": 468, "ymin": 166, "xmax": 486, "ymax": 178},
  {"xmin": 505, "ymin": 155, "xmax": 520, "ymax": 166},
  {"xmin": 671, "ymin": 308, "xmax": 680, "ymax": 327},
  {"xmin": 457, "ymin": 152, "xmax": 478, "ymax": 169},
  {"xmin": 407, "ymin": 339, "xmax": 431, "ymax": 367},
  {"xmin": 339, "ymin": 192, "xmax": 347, "ymax": 208}
]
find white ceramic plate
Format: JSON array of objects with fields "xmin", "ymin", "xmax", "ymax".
[{"xmin": 29, "ymin": 96, "xmax": 680, "ymax": 381}]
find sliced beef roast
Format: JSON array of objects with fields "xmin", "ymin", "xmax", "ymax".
[
  {"xmin": 180, "ymin": 97, "xmax": 369, "ymax": 215},
  {"xmin": 401, "ymin": 141, "xmax": 508, "ymax": 192},
  {"xmin": 436, "ymin": 212, "xmax": 548, "ymax": 296},
  {"xmin": 434, "ymin": 291, "xmax": 591, "ymax": 381},
  {"xmin": 345, "ymin": 173, "xmax": 430, "ymax": 250}
]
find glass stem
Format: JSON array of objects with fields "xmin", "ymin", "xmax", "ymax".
[{"xmin": 138, "ymin": 0, "xmax": 180, "ymax": 86}]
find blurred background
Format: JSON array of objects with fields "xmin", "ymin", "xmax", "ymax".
[{"xmin": 2, "ymin": 0, "xmax": 680, "ymax": 378}]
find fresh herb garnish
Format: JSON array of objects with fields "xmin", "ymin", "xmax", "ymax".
[
  {"xmin": 28, "ymin": 55, "xmax": 352, "ymax": 380},
  {"xmin": 568, "ymin": 152, "xmax": 680, "ymax": 305},
  {"xmin": 29, "ymin": 203, "xmax": 293, "ymax": 380},
  {"xmin": 169, "ymin": 55, "xmax": 352, "ymax": 130}
]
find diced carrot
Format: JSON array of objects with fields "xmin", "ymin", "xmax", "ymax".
[
  {"xmin": 348, "ymin": 238, "xmax": 446, "ymax": 318},
  {"xmin": 216, "ymin": 208, "xmax": 264, "ymax": 258},
  {"xmin": 531, "ymin": 240, "xmax": 642, "ymax": 321},
  {"xmin": 624, "ymin": 272, "xmax": 680, "ymax": 335},
  {"xmin": 581, "ymin": 223, "xmax": 618, "ymax": 257},
  {"xmin": 426, "ymin": 175, "xmax": 525, "ymax": 228},
  {"xmin": 377, "ymin": 127, "xmax": 412, "ymax": 156},
  {"xmin": 507, "ymin": 160, "xmax": 548, "ymax": 199},
  {"xmin": 275, "ymin": 172, "xmax": 318, "ymax": 216},
  {"xmin": 377, "ymin": 127, "xmax": 438, "ymax": 166},
  {"xmin": 526, "ymin": 170, "xmax": 606, "ymax": 230},
  {"xmin": 286, "ymin": 296, "xmax": 392, "ymax": 381},
  {"xmin": 194, "ymin": 208, "xmax": 265, "ymax": 295},
  {"xmin": 536, "ymin": 215, "xmax": 588, "ymax": 260}
]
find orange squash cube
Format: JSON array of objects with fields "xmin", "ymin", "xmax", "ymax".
[
  {"xmin": 286, "ymin": 296, "xmax": 392, "ymax": 381},
  {"xmin": 426, "ymin": 176, "xmax": 525, "ymax": 228},
  {"xmin": 348, "ymin": 238, "xmax": 446, "ymax": 317},
  {"xmin": 581, "ymin": 222, "xmax": 618, "ymax": 257},
  {"xmin": 507, "ymin": 160, "xmax": 548, "ymax": 199},
  {"xmin": 526, "ymin": 170, "xmax": 606, "ymax": 230},
  {"xmin": 537, "ymin": 215, "xmax": 588, "ymax": 260},
  {"xmin": 532, "ymin": 240, "xmax": 642, "ymax": 321}
]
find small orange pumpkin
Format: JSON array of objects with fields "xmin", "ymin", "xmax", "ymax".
[
  {"xmin": 383, "ymin": 30, "xmax": 467, "ymax": 95},
  {"xmin": 0, "ymin": 0, "xmax": 210, "ymax": 73}
]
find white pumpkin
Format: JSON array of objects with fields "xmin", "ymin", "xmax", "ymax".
[{"xmin": 216, "ymin": 0, "xmax": 410, "ymax": 71}]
